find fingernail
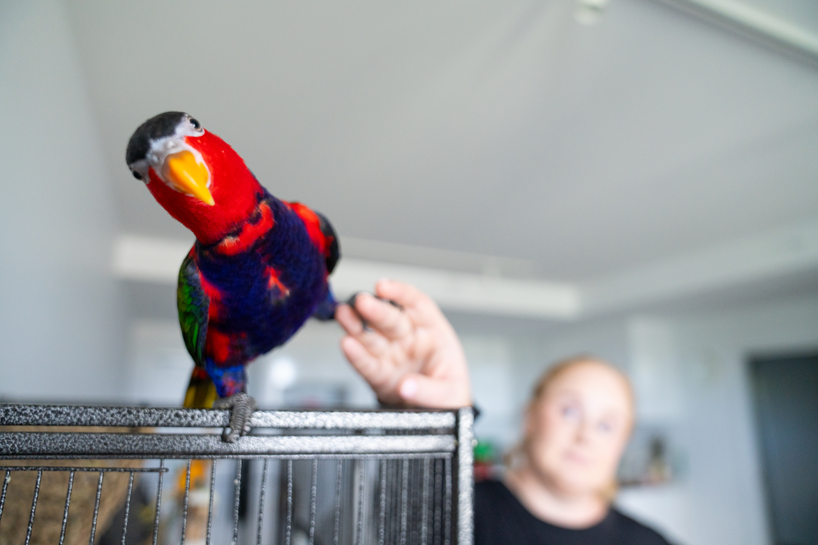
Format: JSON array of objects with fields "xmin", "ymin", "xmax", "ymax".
[{"xmin": 400, "ymin": 378, "xmax": 418, "ymax": 399}]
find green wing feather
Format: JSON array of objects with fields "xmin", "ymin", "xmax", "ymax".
[{"xmin": 177, "ymin": 250, "xmax": 209, "ymax": 366}]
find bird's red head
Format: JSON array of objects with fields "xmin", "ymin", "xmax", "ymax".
[{"xmin": 126, "ymin": 112, "xmax": 262, "ymax": 244}]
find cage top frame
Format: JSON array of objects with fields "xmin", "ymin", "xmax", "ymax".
[
  {"xmin": 0, "ymin": 405, "xmax": 471, "ymax": 460},
  {"xmin": 0, "ymin": 404, "xmax": 457, "ymax": 430},
  {"xmin": 0, "ymin": 404, "xmax": 475, "ymax": 545}
]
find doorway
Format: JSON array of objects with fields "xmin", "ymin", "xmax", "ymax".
[{"xmin": 750, "ymin": 352, "xmax": 818, "ymax": 545}]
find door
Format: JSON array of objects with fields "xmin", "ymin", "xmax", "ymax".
[{"xmin": 750, "ymin": 352, "xmax": 818, "ymax": 545}]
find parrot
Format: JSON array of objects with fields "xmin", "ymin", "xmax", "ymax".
[{"xmin": 126, "ymin": 111, "xmax": 340, "ymax": 442}]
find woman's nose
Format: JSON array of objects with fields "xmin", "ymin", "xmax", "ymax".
[{"xmin": 574, "ymin": 419, "xmax": 594, "ymax": 443}]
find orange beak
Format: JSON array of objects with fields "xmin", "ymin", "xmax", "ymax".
[{"xmin": 161, "ymin": 150, "xmax": 214, "ymax": 206}]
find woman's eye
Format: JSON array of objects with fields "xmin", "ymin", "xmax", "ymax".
[
  {"xmin": 561, "ymin": 406, "xmax": 580, "ymax": 420},
  {"xmin": 597, "ymin": 421, "xmax": 614, "ymax": 434}
]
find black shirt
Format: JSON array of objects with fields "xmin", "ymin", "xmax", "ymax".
[{"xmin": 475, "ymin": 479, "xmax": 672, "ymax": 545}]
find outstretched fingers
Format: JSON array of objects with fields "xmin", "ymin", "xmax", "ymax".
[
  {"xmin": 336, "ymin": 302, "xmax": 392, "ymax": 355},
  {"xmin": 374, "ymin": 279, "xmax": 424, "ymax": 308},
  {"xmin": 340, "ymin": 336, "xmax": 379, "ymax": 377},
  {"xmin": 351, "ymin": 292, "xmax": 413, "ymax": 341},
  {"xmin": 335, "ymin": 303, "xmax": 365, "ymax": 336},
  {"xmin": 338, "ymin": 281, "xmax": 473, "ymax": 409},
  {"xmin": 340, "ymin": 336, "xmax": 398, "ymax": 394},
  {"xmin": 375, "ymin": 279, "xmax": 448, "ymax": 328}
]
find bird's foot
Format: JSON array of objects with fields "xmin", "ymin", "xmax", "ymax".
[{"xmin": 213, "ymin": 393, "xmax": 257, "ymax": 443}]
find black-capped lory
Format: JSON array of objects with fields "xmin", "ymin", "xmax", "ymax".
[{"xmin": 126, "ymin": 112, "xmax": 339, "ymax": 441}]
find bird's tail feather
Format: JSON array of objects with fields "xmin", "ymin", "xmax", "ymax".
[{"xmin": 184, "ymin": 367, "xmax": 219, "ymax": 409}]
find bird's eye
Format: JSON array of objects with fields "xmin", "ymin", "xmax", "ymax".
[
  {"xmin": 190, "ymin": 118, "xmax": 201, "ymax": 129},
  {"xmin": 132, "ymin": 170, "xmax": 143, "ymax": 181}
]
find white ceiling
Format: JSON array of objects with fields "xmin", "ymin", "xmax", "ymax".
[{"xmin": 65, "ymin": 0, "xmax": 818, "ymax": 291}]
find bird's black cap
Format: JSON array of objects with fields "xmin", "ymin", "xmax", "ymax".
[{"xmin": 126, "ymin": 111, "xmax": 188, "ymax": 165}]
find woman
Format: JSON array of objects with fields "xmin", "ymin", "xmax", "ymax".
[{"xmin": 336, "ymin": 279, "xmax": 672, "ymax": 545}]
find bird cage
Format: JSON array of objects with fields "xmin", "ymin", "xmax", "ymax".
[{"xmin": 0, "ymin": 405, "xmax": 474, "ymax": 545}]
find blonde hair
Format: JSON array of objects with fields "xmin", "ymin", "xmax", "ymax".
[{"xmin": 503, "ymin": 354, "xmax": 635, "ymax": 501}]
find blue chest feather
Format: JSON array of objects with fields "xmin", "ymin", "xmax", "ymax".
[{"xmin": 195, "ymin": 193, "xmax": 328, "ymax": 366}]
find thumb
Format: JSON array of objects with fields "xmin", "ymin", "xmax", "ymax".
[{"xmin": 397, "ymin": 374, "xmax": 471, "ymax": 409}]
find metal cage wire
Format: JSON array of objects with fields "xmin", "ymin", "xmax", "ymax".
[{"xmin": 0, "ymin": 405, "xmax": 473, "ymax": 545}]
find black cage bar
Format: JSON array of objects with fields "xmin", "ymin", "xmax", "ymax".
[{"xmin": 0, "ymin": 405, "xmax": 473, "ymax": 545}]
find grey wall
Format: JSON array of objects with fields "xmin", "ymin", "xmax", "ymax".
[
  {"xmin": 0, "ymin": 1, "xmax": 126, "ymax": 401},
  {"xmin": 668, "ymin": 294, "xmax": 818, "ymax": 545}
]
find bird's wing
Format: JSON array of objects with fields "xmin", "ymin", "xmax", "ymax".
[
  {"xmin": 316, "ymin": 211, "xmax": 340, "ymax": 274},
  {"xmin": 285, "ymin": 202, "xmax": 340, "ymax": 274},
  {"xmin": 177, "ymin": 248, "xmax": 209, "ymax": 366}
]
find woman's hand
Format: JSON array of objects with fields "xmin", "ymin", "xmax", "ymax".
[{"xmin": 335, "ymin": 279, "xmax": 472, "ymax": 408}]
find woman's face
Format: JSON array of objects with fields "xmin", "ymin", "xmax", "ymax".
[{"xmin": 523, "ymin": 361, "xmax": 633, "ymax": 497}]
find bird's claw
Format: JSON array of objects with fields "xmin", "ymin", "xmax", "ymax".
[{"xmin": 214, "ymin": 393, "xmax": 256, "ymax": 443}]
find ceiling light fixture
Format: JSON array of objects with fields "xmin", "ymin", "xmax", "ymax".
[
  {"xmin": 655, "ymin": 0, "xmax": 818, "ymax": 65},
  {"xmin": 576, "ymin": 0, "xmax": 610, "ymax": 25}
]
